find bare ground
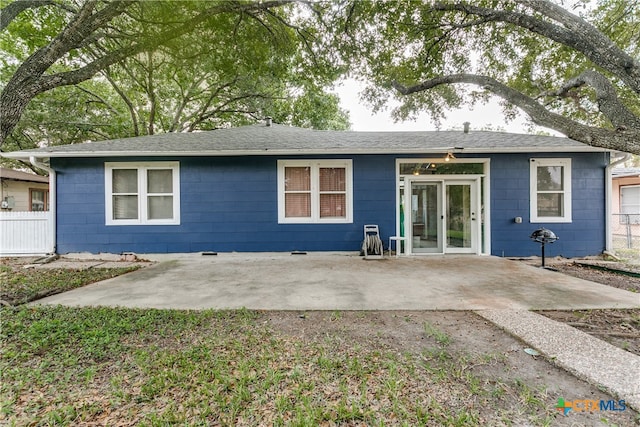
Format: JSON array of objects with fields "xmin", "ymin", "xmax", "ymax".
[
  {"xmin": 265, "ymin": 310, "xmax": 639, "ymax": 425},
  {"xmin": 529, "ymin": 258, "xmax": 640, "ymax": 357}
]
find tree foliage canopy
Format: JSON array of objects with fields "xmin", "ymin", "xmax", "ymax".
[
  {"xmin": 324, "ymin": 0, "xmax": 640, "ymax": 154},
  {"xmin": 2, "ymin": 0, "xmax": 639, "ymax": 158},
  {"xmin": 0, "ymin": 0, "xmax": 349, "ymax": 157}
]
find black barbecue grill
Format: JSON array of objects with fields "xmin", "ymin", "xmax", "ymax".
[{"xmin": 530, "ymin": 228, "xmax": 558, "ymax": 268}]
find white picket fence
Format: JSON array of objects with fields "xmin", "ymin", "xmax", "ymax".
[{"xmin": 0, "ymin": 211, "xmax": 53, "ymax": 255}]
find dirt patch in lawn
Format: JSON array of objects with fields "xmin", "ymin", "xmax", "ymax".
[
  {"xmin": 549, "ymin": 259, "xmax": 640, "ymax": 293},
  {"xmin": 264, "ymin": 310, "xmax": 638, "ymax": 425}
]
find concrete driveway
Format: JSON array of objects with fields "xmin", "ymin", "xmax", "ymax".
[{"xmin": 33, "ymin": 253, "xmax": 640, "ymax": 310}]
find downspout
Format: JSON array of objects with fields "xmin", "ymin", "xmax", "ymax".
[
  {"xmin": 29, "ymin": 156, "xmax": 56, "ymax": 254},
  {"xmin": 605, "ymin": 152, "xmax": 631, "ymax": 255}
]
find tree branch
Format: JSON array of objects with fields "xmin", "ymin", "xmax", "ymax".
[
  {"xmin": 392, "ymin": 74, "xmax": 640, "ymax": 153},
  {"xmin": 537, "ymin": 70, "xmax": 640, "ymax": 130},
  {"xmin": 168, "ymin": 75, "xmax": 207, "ymax": 133},
  {"xmin": 517, "ymin": 0, "xmax": 639, "ymax": 86},
  {"xmin": 0, "ymin": 1, "xmax": 133, "ymax": 146},
  {"xmin": 0, "ymin": 0, "xmax": 294, "ymax": 147},
  {"xmin": 434, "ymin": 1, "xmax": 640, "ymax": 93},
  {"xmin": 37, "ymin": 1, "xmax": 293, "ymax": 91},
  {"xmin": 73, "ymin": 85, "xmax": 117, "ymax": 114},
  {"xmin": 1, "ymin": 0, "xmax": 54, "ymax": 32}
]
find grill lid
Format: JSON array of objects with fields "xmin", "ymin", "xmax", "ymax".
[{"xmin": 530, "ymin": 227, "xmax": 559, "ymax": 243}]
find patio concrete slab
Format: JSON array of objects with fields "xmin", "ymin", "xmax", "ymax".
[{"xmin": 32, "ymin": 253, "xmax": 640, "ymax": 310}]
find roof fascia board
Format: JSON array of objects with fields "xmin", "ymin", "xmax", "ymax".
[
  {"xmin": 0, "ymin": 176, "xmax": 49, "ymax": 183},
  {"xmin": 1, "ymin": 146, "xmax": 609, "ymax": 160}
]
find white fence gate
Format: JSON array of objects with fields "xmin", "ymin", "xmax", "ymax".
[{"xmin": 0, "ymin": 211, "xmax": 53, "ymax": 255}]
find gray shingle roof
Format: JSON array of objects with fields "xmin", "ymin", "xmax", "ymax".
[
  {"xmin": 612, "ymin": 167, "xmax": 640, "ymax": 178},
  {"xmin": 2, "ymin": 123, "xmax": 606, "ymax": 159},
  {"xmin": 0, "ymin": 167, "xmax": 49, "ymax": 182}
]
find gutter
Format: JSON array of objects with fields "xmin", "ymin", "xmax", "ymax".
[
  {"xmin": 605, "ymin": 152, "xmax": 632, "ymax": 254},
  {"xmin": 29, "ymin": 156, "xmax": 56, "ymax": 254},
  {"xmin": 1, "ymin": 146, "xmax": 611, "ymax": 160}
]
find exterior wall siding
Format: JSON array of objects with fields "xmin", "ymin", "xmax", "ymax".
[
  {"xmin": 52, "ymin": 152, "xmax": 607, "ymax": 257},
  {"xmin": 52, "ymin": 156, "xmax": 396, "ymax": 254},
  {"xmin": 489, "ymin": 153, "xmax": 607, "ymax": 258}
]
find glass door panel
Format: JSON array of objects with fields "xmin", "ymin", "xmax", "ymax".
[
  {"xmin": 410, "ymin": 182, "xmax": 442, "ymax": 253},
  {"xmin": 446, "ymin": 184, "xmax": 471, "ymax": 248},
  {"xmin": 445, "ymin": 181, "xmax": 478, "ymax": 253}
]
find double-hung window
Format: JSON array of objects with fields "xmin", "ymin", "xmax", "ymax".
[
  {"xmin": 29, "ymin": 189, "xmax": 49, "ymax": 211},
  {"xmin": 530, "ymin": 158, "xmax": 572, "ymax": 223},
  {"xmin": 105, "ymin": 162, "xmax": 180, "ymax": 225},
  {"xmin": 278, "ymin": 160, "xmax": 352, "ymax": 223}
]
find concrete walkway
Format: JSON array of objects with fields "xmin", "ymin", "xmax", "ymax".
[
  {"xmin": 479, "ymin": 310, "xmax": 640, "ymax": 412},
  {"xmin": 34, "ymin": 252, "xmax": 639, "ymax": 310}
]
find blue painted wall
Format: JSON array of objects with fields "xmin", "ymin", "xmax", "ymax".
[
  {"xmin": 489, "ymin": 152, "xmax": 608, "ymax": 258},
  {"xmin": 52, "ymin": 155, "xmax": 396, "ymax": 254},
  {"xmin": 52, "ymin": 152, "xmax": 607, "ymax": 257}
]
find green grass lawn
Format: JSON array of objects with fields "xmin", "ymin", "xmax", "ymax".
[{"xmin": 0, "ymin": 306, "xmax": 589, "ymax": 426}]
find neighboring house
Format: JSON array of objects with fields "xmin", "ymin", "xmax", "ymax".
[
  {"xmin": 611, "ymin": 168, "xmax": 640, "ymax": 248},
  {"xmin": 0, "ymin": 167, "xmax": 49, "ymax": 212},
  {"xmin": 612, "ymin": 168, "xmax": 640, "ymax": 219},
  {"xmin": 2, "ymin": 123, "xmax": 616, "ymax": 257}
]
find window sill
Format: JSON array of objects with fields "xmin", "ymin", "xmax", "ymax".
[
  {"xmin": 279, "ymin": 218, "xmax": 352, "ymax": 224},
  {"xmin": 530, "ymin": 218, "xmax": 572, "ymax": 223},
  {"xmin": 106, "ymin": 220, "xmax": 181, "ymax": 226}
]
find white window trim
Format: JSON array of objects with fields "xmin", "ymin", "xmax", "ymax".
[
  {"xmin": 620, "ymin": 185, "xmax": 640, "ymax": 213},
  {"xmin": 620, "ymin": 185, "xmax": 640, "ymax": 225},
  {"xmin": 530, "ymin": 158, "xmax": 572, "ymax": 223},
  {"xmin": 277, "ymin": 159, "xmax": 353, "ymax": 224},
  {"xmin": 105, "ymin": 161, "xmax": 180, "ymax": 226}
]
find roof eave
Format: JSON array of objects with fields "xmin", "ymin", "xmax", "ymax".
[
  {"xmin": 0, "ymin": 146, "xmax": 610, "ymax": 160},
  {"xmin": 0, "ymin": 176, "xmax": 49, "ymax": 183},
  {"xmin": 613, "ymin": 173, "xmax": 640, "ymax": 178}
]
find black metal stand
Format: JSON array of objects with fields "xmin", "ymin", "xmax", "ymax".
[{"xmin": 530, "ymin": 227, "xmax": 558, "ymax": 269}]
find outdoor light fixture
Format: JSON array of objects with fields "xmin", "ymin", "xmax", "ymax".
[{"xmin": 444, "ymin": 152, "xmax": 456, "ymax": 162}]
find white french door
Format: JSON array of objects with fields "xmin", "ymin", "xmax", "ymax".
[{"xmin": 406, "ymin": 179, "xmax": 480, "ymax": 254}]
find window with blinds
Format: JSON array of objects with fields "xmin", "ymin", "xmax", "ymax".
[
  {"xmin": 278, "ymin": 160, "xmax": 352, "ymax": 223},
  {"xmin": 284, "ymin": 166, "xmax": 311, "ymax": 218},
  {"xmin": 105, "ymin": 162, "xmax": 180, "ymax": 225},
  {"xmin": 319, "ymin": 167, "xmax": 346, "ymax": 218}
]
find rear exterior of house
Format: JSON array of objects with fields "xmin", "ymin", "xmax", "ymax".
[{"xmin": 4, "ymin": 124, "xmax": 611, "ymax": 257}]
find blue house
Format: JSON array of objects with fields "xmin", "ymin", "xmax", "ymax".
[{"xmin": 3, "ymin": 122, "xmax": 613, "ymax": 257}]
